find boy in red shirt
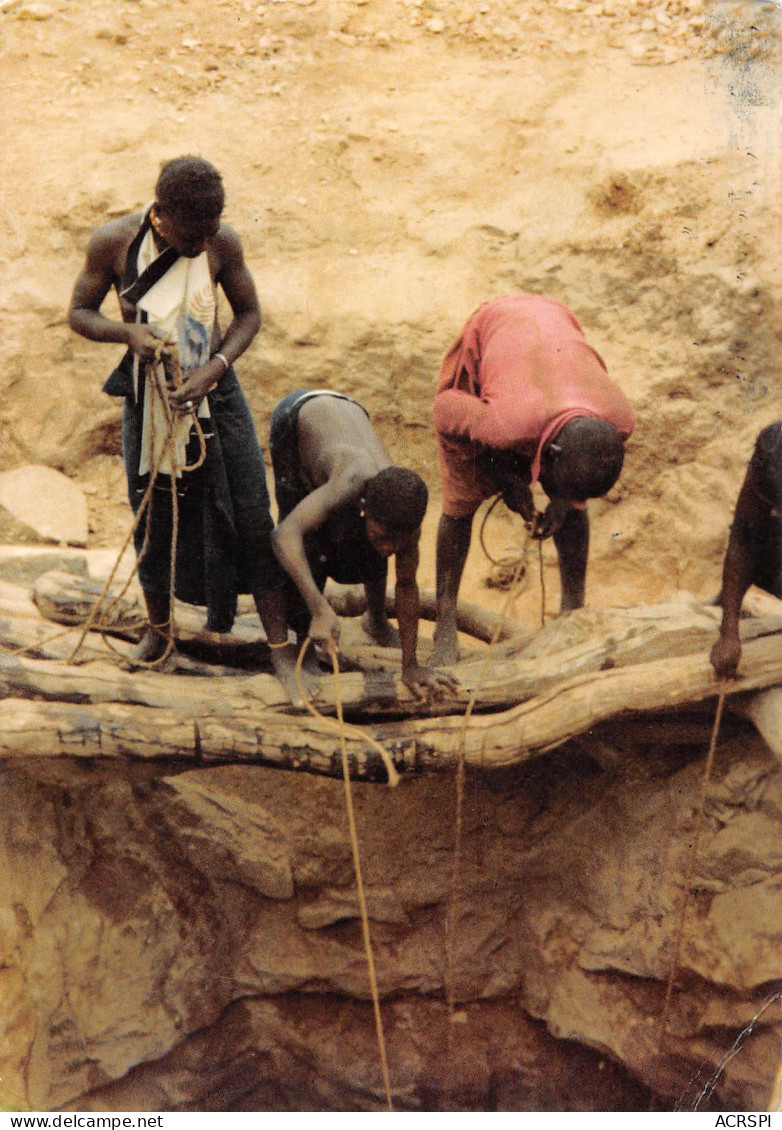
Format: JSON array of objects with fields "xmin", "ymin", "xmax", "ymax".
[{"xmin": 432, "ymin": 295, "xmax": 635, "ymax": 664}]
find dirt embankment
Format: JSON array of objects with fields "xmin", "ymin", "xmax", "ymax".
[{"xmin": 2, "ymin": 0, "xmax": 781, "ymax": 616}]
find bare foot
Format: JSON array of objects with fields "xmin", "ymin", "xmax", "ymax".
[
  {"xmin": 128, "ymin": 625, "xmax": 174, "ymax": 666},
  {"xmin": 270, "ymin": 642, "xmax": 317, "ymax": 707}
]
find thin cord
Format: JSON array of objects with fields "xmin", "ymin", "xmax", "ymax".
[
  {"xmin": 295, "ymin": 636, "xmax": 394, "ymax": 1110},
  {"xmin": 659, "ymin": 690, "xmax": 726, "ymax": 1043},
  {"xmin": 294, "ymin": 637, "xmax": 400, "ymax": 787},
  {"xmin": 66, "ymin": 352, "xmax": 207, "ymax": 667},
  {"xmin": 445, "ymin": 553, "xmax": 527, "ymax": 1026}
]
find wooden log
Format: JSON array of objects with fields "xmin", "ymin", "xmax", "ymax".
[
  {"xmin": 34, "ymin": 570, "xmax": 530, "ymax": 651},
  {"xmin": 0, "ymin": 613, "xmax": 252, "ymax": 679},
  {"xmin": 9, "ymin": 566, "xmax": 782, "ymax": 775},
  {"xmin": 0, "ymin": 651, "xmax": 293, "ymax": 713},
  {"xmin": 8, "ymin": 577, "xmax": 782, "ymax": 719},
  {"xmin": 371, "ymin": 631, "xmax": 782, "ymax": 768},
  {"xmin": 325, "ymin": 581, "xmax": 531, "ymax": 645},
  {"xmin": 0, "ymin": 697, "xmax": 419, "ymax": 781},
  {"xmin": 32, "ymin": 570, "xmax": 272, "ymax": 666},
  {"xmin": 1, "ymin": 633, "xmax": 782, "ymax": 778}
]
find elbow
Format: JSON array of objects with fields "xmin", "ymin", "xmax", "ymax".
[{"xmin": 270, "ymin": 523, "xmax": 296, "ymax": 571}]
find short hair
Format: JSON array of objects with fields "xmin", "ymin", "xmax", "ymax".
[
  {"xmin": 750, "ymin": 421, "xmax": 782, "ymax": 505},
  {"xmin": 541, "ymin": 416, "xmax": 625, "ymax": 501},
  {"xmin": 155, "ymin": 156, "xmax": 225, "ymax": 222},
  {"xmin": 364, "ymin": 466, "xmax": 428, "ymax": 532}
]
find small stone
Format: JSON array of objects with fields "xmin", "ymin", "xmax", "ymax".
[
  {"xmin": 15, "ymin": 1, "xmax": 53, "ymax": 18},
  {"xmin": 328, "ymin": 30, "xmax": 357, "ymax": 45},
  {"xmin": 426, "ymin": 16, "xmax": 445, "ymax": 32},
  {"xmin": 0, "ymin": 466, "xmax": 88, "ymax": 547}
]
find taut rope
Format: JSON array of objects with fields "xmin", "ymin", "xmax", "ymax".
[
  {"xmin": 658, "ymin": 689, "xmax": 727, "ymax": 1045},
  {"xmin": 295, "ymin": 637, "xmax": 395, "ymax": 1110},
  {"xmin": 445, "ymin": 551, "xmax": 527, "ymax": 1025}
]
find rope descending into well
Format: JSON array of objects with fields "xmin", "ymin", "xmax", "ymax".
[
  {"xmin": 658, "ymin": 688, "xmax": 727, "ymax": 1046},
  {"xmin": 445, "ymin": 491, "xmax": 546, "ymax": 1026},
  {"xmin": 295, "ymin": 637, "xmax": 395, "ymax": 1110},
  {"xmin": 294, "ymin": 637, "xmax": 400, "ymax": 788},
  {"xmin": 445, "ymin": 550, "xmax": 528, "ymax": 1028}
]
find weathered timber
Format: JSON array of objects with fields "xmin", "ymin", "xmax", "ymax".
[
  {"xmin": 326, "ymin": 581, "xmax": 531, "ymax": 645},
  {"xmin": 371, "ymin": 631, "xmax": 782, "ymax": 767},
  {"xmin": 34, "ymin": 570, "xmax": 529, "ymax": 650},
  {"xmin": 2, "ymin": 633, "xmax": 782, "ymax": 778},
  {"xmin": 0, "ymin": 696, "xmax": 427, "ymax": 780},
  {"xmin": 4, "ymin": 595, "xmax": 768, "ymax": 718},
  {"xmin": 7, "ymin": 574, "xmax": 782, "ymax": 719},
  {"xmin": 0, "ymin": 562, "xmax": 778, "ymax": 775},
  {"xmin": 0, "ymin": 612, "xmax": 249, "ymax": 678}
]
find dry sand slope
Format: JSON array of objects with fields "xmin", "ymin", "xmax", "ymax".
[{"xmin": 1, "ymin": 0, "xmax": 780, "ymax": 621}]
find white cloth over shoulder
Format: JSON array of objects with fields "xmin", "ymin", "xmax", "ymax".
[{"xmin": 132, "ymin": 214, "xmax": 216, "ymax": 477}]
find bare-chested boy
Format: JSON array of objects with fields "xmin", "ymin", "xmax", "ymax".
[{"xmin": 269, "ymin": 389, "xmax": 456, "ymax": 700}]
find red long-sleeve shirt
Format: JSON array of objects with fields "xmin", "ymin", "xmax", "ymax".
[{"xmin": 433, "ymin": 295, "xmax": 635, "ymax": 517}]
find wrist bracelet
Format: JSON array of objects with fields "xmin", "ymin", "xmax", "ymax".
[{"xmin": 214, "ymin": 352, "xmax": 230, "ymax": 371}]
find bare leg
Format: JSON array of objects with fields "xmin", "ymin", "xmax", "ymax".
[
  {"xmin": 432, "ymin": 512, "xmax": 473, "ymax": 665},
  {"xmin": 553, "ymin": 508, "xmax": 589, "ymax": 613},
  {"xmin": 362, "ymin": 571, "xmax": 401, "ymax": 647},
  {"xmin": 254, "ymin": 586, "xmax": 309, "ymax": 706}
]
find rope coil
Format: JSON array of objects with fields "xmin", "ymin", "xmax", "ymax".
[{"xmin": 67, "ymin": 345, "xmax": 207, "ymax": 668}]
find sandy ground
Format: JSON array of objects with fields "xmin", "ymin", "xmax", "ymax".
[{"xmin": 1, "ymin": 0, "xmax": 781, "ymax": 630}]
